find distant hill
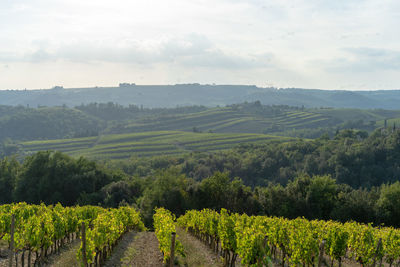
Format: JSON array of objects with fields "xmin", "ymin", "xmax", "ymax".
[
  {"xmin": 0, "ymin": 106, "xmax": 103, "ymax": 141},
  {"xmin": 19, "ymin": 131, "xmax": 294, "ymax": 159},
  {"xmin": 1, "ymin": 84, "xmax": 400, "ymax": 109},
  {"xmin": 2, "ymin": 101, "xmax": 400, "ymax": 159},
  {"xmin": 1, "ymin": 102, "xmax": 400, "ymax": 145}
]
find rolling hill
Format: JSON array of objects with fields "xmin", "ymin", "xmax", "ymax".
[
  {"xmin": 1, "ymin": 84, "xmax": 400, "ymax": 109},
  {"xmin": 3, "ymin": 102, "xmax": 400, "ymax": 159},
  {"xmin": 104, "ymin": 106, "xmax": 338, "ymax": 134},
  {"xmin": 19, "ymin": 131, "xmax": 294, "ymax": 159}
]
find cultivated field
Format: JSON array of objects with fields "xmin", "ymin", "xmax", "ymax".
[{"xmin": 20, "ymin": 131, "xmax": 294, "ymax": 159}]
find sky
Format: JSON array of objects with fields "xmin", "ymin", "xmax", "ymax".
[{"xmin": 0, "ymin": 0, "xmax": 399, "ymax": 90}]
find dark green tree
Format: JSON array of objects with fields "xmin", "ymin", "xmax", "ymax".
[
  {"xmin": 15, "ymin": 151, "xmax": 117, "ymax": 205},
  {"xmin": 0, "ymin": 157, "xmax": 19, "ymax": 203}
]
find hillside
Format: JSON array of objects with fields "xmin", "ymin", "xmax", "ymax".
[
  {"xmin": 103, "ymin": 105, "xmax": 400, "ymax": 137},
  {"xmin": 19, "ymin": 131, "xmax": 294, "ymax": 159},
  {"xmin": 3, "ymin": 103, "xmax": 400, "ymax": 159},
  {"xmin": 0, "ymin": 106, "xmax": 103, "ymax": 141},
  {"xmin": 104, "ymin": 105, "xmax": 338, "ymax": 135},
  {"xmin": 2, "ymin": 84, "xmax": 400, "ymax": 109}
]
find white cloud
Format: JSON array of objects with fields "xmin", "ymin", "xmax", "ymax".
[
  {"xmin": 1, "ymin": 34, "xmax": 274, "ymax": 70},
  {"xmin": 0, "ymin": 0, "xmax": 399, "ymax": 90},
  {"xmin": 322, "ymin": 47, "xmax": 400, "ymax": 72}
]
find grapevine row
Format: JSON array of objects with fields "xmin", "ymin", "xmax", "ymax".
[
  {"xmin": 0, "ymin": 203, "xmax": 145, "ymax": 267},
  {"xmin": 153, "ymin": 208, "xmax": 185, "ymax": 264},
  {"xmin": 177, "ymin": 208, "xmax": 400, "ymax": 267},
  {"xmin": 78, "ymin": 206, "xmax": 146, "ymax": 266}
]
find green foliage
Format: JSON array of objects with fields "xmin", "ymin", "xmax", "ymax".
[
  {"xmin": 139, "ymin": 168, "xmax": 191, "ymax": 223},
  {"xmin": 0, "ymin": 202, "xmax": 145, "ymax": 266},
  {"xmin": 377, "ymin": 182, "xmax": 400, "ymax": 226},
  {"xmin": 78, "ymin": 206, "xmax": 146, "ymax": 264},
  {"xmin": 20, "ymin": 130, "xmax": 292, "ymax": 159},
  {"xmin": 218, "ymin": 209, "xmax": 237, "ymax": 252},
  {"xmin": 14, "ymin": 151, "xmax": 118, "ymax": 205},
  {"xmin": 100, "ymin": 180, "xmax": 142, "ymax": 208},
  {"xmin": 306, "ymin": 175, "xmax": 338, "ymax": 219},
  {"xmin": 0, "ymin": 106, "xmax": 103, "ymax": 141},
  {"xmin": 235, "ymin": 215, "xmax": 271, "ymax": 266},
  {"xmin": 9, "ymin": 102, "xmax": 400, "ymax": 158},
  {"xmin": 197, "ymin": 172, "xmax": 258, "ymax": 214},
  {"xmin": 75, "ymin": 102, "xmax": 207, "ymax": 121},
  {"xmin": 0, "ymin": 157, "xmax": 19, "ymax": 204},
  {"xmin": 3, "ymin": 123, "xmax": 400, "ymax": 230},
  {"xmin": 325, "ymin": 224, "xmax": 349, "ymax": 262},
  {"xmin": 179, "ymin": 209, "xmax": 400, "ymax": 267},
  {"xmin": 153, "ymin": 208, "xmax": 185, "ymax": 263}
]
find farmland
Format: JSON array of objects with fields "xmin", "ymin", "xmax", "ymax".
[
  {"xmin": 15, "ymin": 103, "xmax": 400, "ymax": 159},
  {"xmin": 20, "ymin": 131, "xmax": 294, "ymax": 159},
  {"xmin": 104, "ymin": 106, "xmax": 339, "ymax": 134}
]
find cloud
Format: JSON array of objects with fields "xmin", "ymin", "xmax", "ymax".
[
  {"xmin": 0, "ymin": 34, "xmax": 274, "ymax": 70},
  {"xmin": 1, "ymin": 0, "xmax": 400, "ymax": 89},
  {"xmin": 320, "ymin": 47, "xmax": 400, "ymax": 73}
]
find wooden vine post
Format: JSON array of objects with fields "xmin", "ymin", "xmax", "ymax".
[
  {"xmin": 318, "ymin": 239, "xmax": 326, "ymax": 267},
  {"xmin": 170, "ymin": 232, "xmax": 176, "ymax": 267},
  {"xmin": 82, "ymin": 222, "xmax": 87, "ymax": 267},
  {"xmin": 372, "ymin": 238, "xmax": 382, "ymax": 267},
  {"xmin": 9, "ymin": 214, "xmax": 15, "ymax": 267}
]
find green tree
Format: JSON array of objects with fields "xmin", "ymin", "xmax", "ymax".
[
  {"xmin": 0, "ymin": 157, "xmax": 19, "ymax": 203},
  {"xmin": 306, "ymin": 175, "xmax": 337, "ymax": 220},
  {"xmin": 139, "ymin": 168, "xmax": 191, "ymax": 225},
  {"xmin": 376, "ymin": 182, "xmax": 400, "ymax": 227},
  {"xmin": 15, "ymin": 151, "xmax": 116, "ymax": 205}
]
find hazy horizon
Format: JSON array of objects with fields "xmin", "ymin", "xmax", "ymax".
[
  {"xmin": 1, "ymin": 83, "xmax": 399, "ymax": 92},
  {"xmin": 1, "ymin": 0, "xmax": 399, "ymax": 90}
]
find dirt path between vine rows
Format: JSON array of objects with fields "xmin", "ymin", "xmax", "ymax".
[
  {"xmin": 104, "ymin": 231, "xmax": 163, "ymax": 267},
  {"xmin": 176, "ymin": 227, "xmax": 222, "ymax": 267},
  {"xmin": 47, "ymin": 239, "xmax": 81, "ymax": 267},
  {"xmin": 0, "ymin": 239, "xmax": 81, "ymax": 267}
]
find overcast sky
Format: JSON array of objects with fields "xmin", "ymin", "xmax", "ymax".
[{"xmin": 0, "ymin": 0, "xmax": 399, "ymax": 90}]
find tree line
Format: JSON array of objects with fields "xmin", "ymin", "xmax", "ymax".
[
  {"xmin": 106, "ymin": 128, "xmax": 400, "ymax": 189},
  {"xmin": 1, "ymin": 146, "xmax": 399, "ymax": 228}
]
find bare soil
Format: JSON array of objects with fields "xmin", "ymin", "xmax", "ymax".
[
  {"xmin": 176, "ymin": 227, "xmax": 222, "ymax": 267},
  {"xmin": 0, "ymin": 239, "xmax": 81, "ymax": 267},
  {"xmin": 47, "ymin": 240, "xmax": 81, "ymax": 267},
  {"xmin": 104, "ymin": 231, "xmax": 163, "ymax": 267}
]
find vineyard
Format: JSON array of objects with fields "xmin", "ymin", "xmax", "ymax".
[
  {"xmin": 2, "ymin": 205, "xmax": 400, "ymax": 267},
  {"xmin": 0, "ymin": 203, "xmax": 145, "ymax": 267},
  {"xmin": 153, "ymin": 208, "xmax": 185, "ymax": 264},
  {"xmin": 176, "ymin": 209, "xmax": 400, "ymax": 267},
  {"xmin": 20, "ymin": 131, "xmax": 293, "ymax": 159}
]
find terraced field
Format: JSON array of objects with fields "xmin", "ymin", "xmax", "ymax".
[
  {"xmin": 17, "ymin": 106, "xmax": 400, "ymax": 160},
  {"xmin": 376, "ymin": 117, "xmax": 400, "ymax": 128},
  {"xmin": 20, "ymin": 131, "xmax": 294, "ymax": 159},
  {"xmin": 22, "ymin": 136, "xmax": 98, "ymax": 152},
  {"xmin": 105, "ymin": 107, "xmax": 337, "ymax": 135},
  {"xmin": 314, "ymin": 108, "xmax": 400, "ymax": 122}
]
